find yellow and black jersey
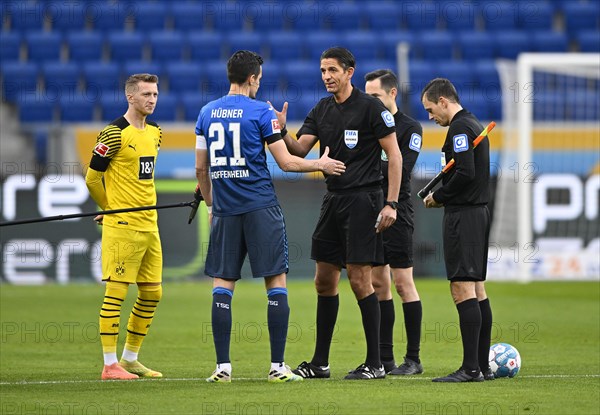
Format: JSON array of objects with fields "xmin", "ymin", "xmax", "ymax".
[{"xmin": 90, "ymin": 116, "xmax": 162, "ymax": 231}]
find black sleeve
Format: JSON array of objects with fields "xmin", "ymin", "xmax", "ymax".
[
  {"xmin": 401, "ymin": 124, "xmax": 422, "ymax": 175},
  {"xmin": 297, "ymin": 105, "xmax": 319, "ymax": 138},
  {"xmin": 370, "ymin": 99, "xmax": 396, "ymax": 140},
  {"xmin": 89, "ymin": 154, "xmax": 111, "ymax": 172},
  {"xmin": 433, "ymin": 123, "xmax": 476, "ymax": 204}
]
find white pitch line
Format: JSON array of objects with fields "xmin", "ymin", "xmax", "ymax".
[{"xmin": 0, "ymin": 374, "xmax": 598, "ymax": 386}]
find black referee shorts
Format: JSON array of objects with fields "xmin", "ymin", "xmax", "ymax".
[
  {"xmin": 311, "ymin": 188, "xmax": 384, "ymax": 266},
  {"xmin": 382, "ymin": 200, "xmax": 414, "ymax": 269},
  {"xmin": 443, "ymin": 205, "xmax": 491, "ymax": 281}
]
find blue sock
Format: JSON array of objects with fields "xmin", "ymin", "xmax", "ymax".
[
  {"xmin": 267, "ymin": 287, "xmax": 289, "ymax": 363},
  {"xmin": 212, "ymin": 287, "xmax": 233, "ymax": 364}
]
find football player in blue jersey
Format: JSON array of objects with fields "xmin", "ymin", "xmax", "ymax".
[{"xmin": 194, "ymin": 50, "xmax": 346, "ymax": 383}]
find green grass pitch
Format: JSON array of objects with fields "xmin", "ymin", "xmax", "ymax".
[{"xmin": 1, "ymin": 280, "xmax": 598, "ymax": 415}]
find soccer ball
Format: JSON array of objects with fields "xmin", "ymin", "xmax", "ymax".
[{"xmin": 489, "ymin": 343, "xmax": 521, "ymax": 378}]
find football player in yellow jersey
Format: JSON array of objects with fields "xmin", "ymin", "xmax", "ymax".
[{"xmin": 85, "ymin": 74, "xmax": 164, "ymax": 380}]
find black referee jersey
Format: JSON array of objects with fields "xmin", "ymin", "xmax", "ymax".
[
  {"xmin": 381, "ymin": 111, "xmax": 422, "ymax": 202},
  {"xmin": 297, "ymin": 86, "xmax": 396, "ymax": 192},
  {"xmin": 433, "ymin": 109, "xmax": 490, "ymax": 208}
]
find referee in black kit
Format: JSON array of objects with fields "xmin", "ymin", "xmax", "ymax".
[
  {"xmin": 364, "ymin": 69, "xmax": 425, "ymax": 376},
  {"xmin": 420, "ymin": 78, "xmax": 494, "ymax": 382},
  {"xmin": 272, "ymin": 47, "xmax": 402, "ymax": 380}
]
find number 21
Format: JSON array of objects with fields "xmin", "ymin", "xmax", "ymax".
[{"xmin": 209, "ymin": 122, "xmax": 246, "ymax": 167}]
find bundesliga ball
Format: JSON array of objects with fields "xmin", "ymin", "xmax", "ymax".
[{"xmin": 489, "ymin": 343, "xmax": 521, "ymax": 378}]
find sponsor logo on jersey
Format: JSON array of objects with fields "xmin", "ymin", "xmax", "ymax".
[
  {"xmin": 381, "ymin": 110, "xmax": 395, "ymax": 127},
  {"xmin": 271, "ymin": 119, "xmax": 281, "ymax": 134},
  {"xmin": 453, "ymin": 134, "xmax": 469, "ymax": 153},
  {"xmin": 381, "ymin": 149, "xmax": 388, "ymax": 161},
  {"xmin": 93, "ymin": 143, "xmax": 110, "ymax": 157},
  {"xmin": 409, "ymin": 133, "xmax": 422, "ymax": 152},
  {"xmin": 344, "ymin": 130, "xmax": 358, "ymax": 149},
  {"xmin": 441, "ymin": 151, "xmax": 447, "ymax": 168}
]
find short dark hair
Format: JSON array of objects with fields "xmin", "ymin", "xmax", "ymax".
[
  {"xmin": 320, "ymin": 47, "xmax": 355, "ymax": 70},
  {"xmin": 421, "ymin": 78, "xmax": 460, "ymax": 104},
  {"xmin": 364, "ymin": 69, "xmax": 398, "ymax": 93},
  {"xmin": 227, "ymin": 50, "xmax": 263, "ymax": 85}
]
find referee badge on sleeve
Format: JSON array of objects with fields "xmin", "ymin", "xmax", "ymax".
[
  {"xmin": 453, "ymin": 134, "xmax": 469, "ymax": 153},
  {"xmin": 409, "ymin": 133, "xmax": 422, "ymax": 152},
  {"xmin": 381, "ymin": 110, "xmax": 395, "ymax": 127}
]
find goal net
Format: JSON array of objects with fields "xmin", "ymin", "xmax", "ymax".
[{"xmin": 490, "ymin": 53, "xmax": 600, "ymax": 281}]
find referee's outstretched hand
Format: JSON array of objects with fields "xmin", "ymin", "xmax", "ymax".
[{"xmin": 317, "ymin": 146, "xmax": 346, "ymax": 176}]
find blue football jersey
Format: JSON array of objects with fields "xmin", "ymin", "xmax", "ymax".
[{"xmin": 195, "ymin": 95, "xmax": 282, "ymax": 216}]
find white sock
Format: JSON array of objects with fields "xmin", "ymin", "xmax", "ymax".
[
  {"xmin": 270, "ymin": 362, "xmax": 285, "ymax": 371},
  {"xmin": 121, "ymin": 349, "xmax": 138, "ymax": 362},
  {"xmin": 103, "ymin": 353, "xmax": 118, "ymax": 366},
  {"xmin": 217, "ymin": 363, "xmax": 232, "ymax": 374}
]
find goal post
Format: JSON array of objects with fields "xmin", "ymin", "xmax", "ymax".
[{"xmin": 490, "ymin": 53, "xmax": 600, "ymax": 281}]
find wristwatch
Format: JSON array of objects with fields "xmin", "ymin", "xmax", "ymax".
[{"xmin": 384, "ymin": 201, "xmax": 398, "ymax": 210}]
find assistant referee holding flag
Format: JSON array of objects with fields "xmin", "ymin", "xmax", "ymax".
[{"xmin": 421, "ymin": 78, "xmax": 494, "ymax": 383}]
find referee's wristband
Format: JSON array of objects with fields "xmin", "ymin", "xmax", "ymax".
[
  {"xmin": 206, "ymin": 205, "xmax": 212, "ymax": 214},
  {"xmin": 280, "ymin": 126, "xmax": 288, "ymax": 137}
]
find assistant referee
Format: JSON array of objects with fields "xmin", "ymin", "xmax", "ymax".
[{"xmin": 421, "ymin": 78, "xmax": 494, "ymax": 383}]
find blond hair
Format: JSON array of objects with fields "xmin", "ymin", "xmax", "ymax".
[{"xmin": 125, "ymin": 73, "xmax": 159, "ymax": 94}]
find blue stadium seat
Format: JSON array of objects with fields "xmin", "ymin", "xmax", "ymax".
[
  {"xmin": 89, "ymin": 2, "xmax": 132, "ymax": 32},
  {"xmin": 16, "ymin": 94, "xmax": 56, "ymax": 123},
  {"xmin": 442, "ymin": 2, "xmax": 478, "ymax": 31},
  {"xmin": 532, "ymin": 31, "xmax": 568, "ymax": 52},
  {"xmin": 326, "ymin": 3, "xmax": 363, "ymax": 31},
  {"xmin": 149, "ymin": 31, "xmax": 185, "ymax": 61},
  {"xmin": 225, "ymin": 31, "xmax": 264, "ymax": 58},
  {"xmin": 517, "ymin": 1, "xmax": 554, "ymax": 31},
  {"xmin": 380, "ymin": 31, "xmax": 417, "ymax": 61},
  {"xmin": 493, "ymin": 30, "xmax": 530, "ymax": 59},
  {"xmin": 83, "ymin": 62, "xmax": 120, "ymax": 94},
  {"xmin": 132, "ymin": 2, "xmax": 168, "ymax": 31},
  {"xmin": 165, "ymin": 62, "xmax": 203, "ymax": 93},
  {"xmin": 249, "ymin": 3, "xmax": 286, "ymax": 31},
  {"xmin": 288, "ymin": 3, "xmax": 324, "ymax": 31},
  {"xmin": 0, "ymin": 32, "xmax": 22, "ymax": 62},
  {"xmin": 47, "ymin": 3, "xmax": 86, "ymax": 32},
  {"xmin": 408, "ymin": 60, "xmax": 434, "ymax": 93},
  {"xmin": 479, "ymin": 1, "xmax": 518, "ymax": 31},
  {"xmin": 578, "ymin": 30, "xmax": 600, "ymax": 52},
  {"xmin": 2, "ymin": 61, "xmax": 38, "ymax": 101},
  {"xmin": 171, "ymin": 3, "xmax": 207, "ymax": 32},
  {"xmin": 107, "ymin": 32, "xmax": 145, "ymax": 62},
  {"xmin": 568, "ymin": 90, "xmax": 600, "ymax": 120},
  {"xmin": 211, "ymin": 4, "xmax": 246, "ymax": 32},
  {"xmin": 409, "ymin": 93, "xmax": 428, "ymax": 121},
  {"xmin": 59, "ymin": 94, "xmax": 96, "ymax": 122},
  {"xmin": 341, "ymin": 32, "xmax": 381, "ymax": 61},
  {"xmin": 180, "ymin": 92, "xmax": 205, "ymax": 121},
  {"xmin": 403, "ymin": 1, "xmax": 441, "ymax": 31},
  {"xmin": 474, "ymin": 60, "xmax": 500, "ymax": 90},
  {"xmin": 460, "ymin": 90, "xmax": 491, "ymax": 121},
  {"xmin": 420, "ymin": 32, "xmax": 455, "ymax": 61},
  {"xmin": 364, "ymin": 2, "xmax": 402, "ymax": 31},
  {"xmin": 67, "ymin": 31, "xmax": 104, "ymax": 62},
  {"xmin": 150, "ymin": 93, "xmax": 179, "ymax": 121},
  {"xmin": 42, "ymin": 61, "xmax": 80, "ymax": 98},
  {"xmin": 457, "ymin": 31, "xmax": 495, "ymax": 61},
  {"xmin": 26, "ymin": 31, "xmax": 63, "ymax": 63},
  {"xmin": 260, "ymin": 62, "xmax": 281, "ymax": 88},
  {"xmin": 305, "ymin": 31, "xmax": 341, "ymax": 60},
  {"xmin": 188, "ymin": 31, "xmax": 224, "ymax": 61},
  {"xmin": 282, "ymin": 60, "xmax": 322, "ymax": 92},
  {"xmin": 7, "ymin": 1, "xmax": 45, "ymax": 32},
  {"xmin": 563, "ymin": 2, "xmax": 600, "ymax": 37},
  {"xmin": 353, "ymin": 59, "xmax": 397, "ymax": 88},
  {"xmin": 202, "ymin": 60, "xmax": 230, "ymax": 98},
  {"xmin": 100, "ymin": 90, "xmax": 127, "ymax": 122},
  {"xmin": 123, "ymin": 61, "xmax": 162, "ymax": 79},
  {"xmin": 266, "ymin": 31, "xmax": 304, "ymax": 61},
  {"xmin": 433, "ymin": 61, "xmax": 476, "ymax": 92}
]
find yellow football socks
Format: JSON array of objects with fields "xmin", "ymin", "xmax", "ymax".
[
  {"xmin": 123, "ymin": 285, "xmax": 162, "ymax": 355},
  {"xmin": 99, "ymin": 281, "xmax": 128, "ymax": 355}
]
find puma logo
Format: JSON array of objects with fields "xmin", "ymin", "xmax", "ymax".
[{"xmin": 128, "ymin": 144, "xmax": 136, "ymax": 151}]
